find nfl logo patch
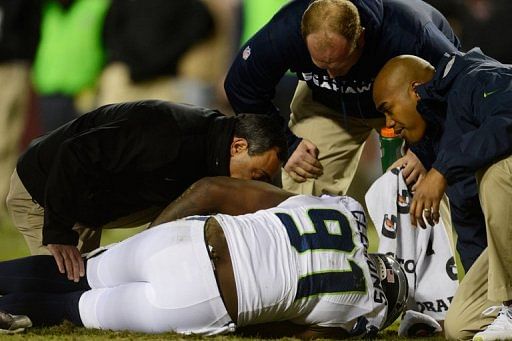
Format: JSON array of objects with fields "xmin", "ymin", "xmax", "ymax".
[{"xmin": 242, "ymin": 46, "xmax": 251, "ymax": 60}]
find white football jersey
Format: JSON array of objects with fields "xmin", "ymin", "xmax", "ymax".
[{"xmin": 215, "ymin": 194, "xmax": 388, "ymax": 332}]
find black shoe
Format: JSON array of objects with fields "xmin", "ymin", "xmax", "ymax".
[{"xmin": 0, "ymin": 310, "xmax": 32, "ymax": 334}]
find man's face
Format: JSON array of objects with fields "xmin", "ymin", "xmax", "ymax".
[
  {"xmin": 373, "ymin": 84, "xmax": 426, "ymax": 144},
  {"xmin": 229, "ymin": 138, "xmax": 281, "ymax": 183},
  {"xmin": 306, "ymin": 31, "xmax": 363, "ymax": 78}
]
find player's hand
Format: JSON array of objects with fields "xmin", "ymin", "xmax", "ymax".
[
  {"xmin": 47, "ymin": 244, "xmax": 85, "ymax": 282},
  {"xmin": 409, "ymin": 168, "xmax": 447, "ymax": 228},
  {"xmin": 388, "ymin": 149, "xmax": 427, "ymax": 191},
  {"xmin": 284, "ymin": 139, "xmax": 323, "ymax": 182}
]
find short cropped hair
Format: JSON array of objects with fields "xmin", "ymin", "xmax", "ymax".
[
  {"xmin": 234, "ymin": 114, "xmax": 287, "ymax": 162},
  {"xmin": 301, "ymin": 0, "xmax": 362, "ymax": 53}
]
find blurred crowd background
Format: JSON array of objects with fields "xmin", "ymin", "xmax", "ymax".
[{"xmin": 0, "ymin": 0, "xmax": 511, "ymax": 257}]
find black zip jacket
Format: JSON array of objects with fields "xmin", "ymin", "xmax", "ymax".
[{"xmin": 17, "ymin": 100, "xmax": 233, "ymax": 246}]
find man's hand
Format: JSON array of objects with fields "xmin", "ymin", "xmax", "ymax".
[
  {"xmin": 284, "ymin": 139, "xmax": 323, "ymax": 182},
  {"xmin": 47, "ymin": 244, "xmax": 85, "ymax": 282},
  {"xmin": 410, "ymin": 168, "xmax": 447, "ymax": 228},
  {"xmin": 388, "ymin": 149, "xmax": 427, "ymax": 190}
]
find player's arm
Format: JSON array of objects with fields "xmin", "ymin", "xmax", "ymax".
[
  {"xmin": 150, "ymin": 177, "xmax": 293, "ymax": 226},
  {"xmin": 237, "ymin": 321, "xmax": 350, "ymax": 339}
]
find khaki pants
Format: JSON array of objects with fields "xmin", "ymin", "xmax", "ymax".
[
  {"xmin": 282, "ymin": 81, "xmax": 385, "ymax": 196},
  {"xmin": 444, "ymin": 155, "xmax": 512, "ymax": 340},
  {"xmin": 0, "ymin": 62, "xmax": 30, "ymax": 218},
  {"xmin": 97, "ymin": 62, "xmax": 212, "ymax": 107},
  {"xmin": 6, "ymin": 169, "xmax": 161, "ymax": 255}
]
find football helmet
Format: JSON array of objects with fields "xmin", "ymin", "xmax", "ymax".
[{"xmin": 368, "ymin": 253, "xmax": 409, "ymax": 330}]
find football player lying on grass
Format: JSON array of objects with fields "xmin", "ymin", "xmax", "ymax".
[{"xmin": 0, "ymin": 177, "xmax": 407, "ymax": 338}]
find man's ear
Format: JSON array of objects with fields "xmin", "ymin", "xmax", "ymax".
[
  {"xmin": 410, "ymin": 81, "xmax": 422, "ymax": 100},
  {"xmin": 230, "ymin": 137, "xmax": 248, "ymax": 156},
  {"xmin": 357, "ymin": 27, "xmax": 366, "ymax": 49}
]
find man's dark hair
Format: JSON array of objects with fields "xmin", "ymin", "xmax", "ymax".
[{"xmin": 234, "ymin": 114, "xmax": 287, "ymax": 162}]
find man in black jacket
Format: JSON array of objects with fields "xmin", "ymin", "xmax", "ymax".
[{"xmin": 6, "ymin": 100, "xmax": 287, "ymax": 282}]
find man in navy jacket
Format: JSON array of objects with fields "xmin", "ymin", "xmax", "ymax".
[
  {"xmin": 225, "ymin": 0, "xmax": 459, "ymax": 190},
  {"xmin": 373, "ymin": 49, "xmax": 512, "ymax": 341},
  {"xmin": 225, "ymin": 0, "xmax": 489, "ymax": 271}
]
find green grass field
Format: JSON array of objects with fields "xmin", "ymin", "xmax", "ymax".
[
  {"xmin": 0, "ymin": 323, "xmax": 447, "ymax": 340},
  {"xmin": 0, "ymin": 324, "xmax": 447, "ymax": 341}
]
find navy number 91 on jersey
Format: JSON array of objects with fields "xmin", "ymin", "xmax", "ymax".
[{"xmin": 275, "ymin": 209, "xmax": 366, "ymax": 300}]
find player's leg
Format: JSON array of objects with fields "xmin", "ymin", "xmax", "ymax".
[
  {"xmin": 282, "ymin": 81, "xmax": 384, "ymax": 196},
  {"xmin": 86, "ymin": 220, "xmax": 206, "ymax": 288},
  {"xmin": 79, "ymin": 283, "xmax": 231, "ymax": 335},
  {"xmin": 0, "ymin": 255, "xmax": 90, "ymax": 294},
  {"xmin": 0, "ymin": 255, "xmax": 87, "ymax": 330},
  {"xmin": 80, "ymin": 221, "xmax": 233, "ymax": 335},
  {"xmin": 86, "ymin": 224, "xmax": 177, "ymax": 288},
  {"xmin": 0, "ymin": 291, "xmax": 83, "ymax": 327}
]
